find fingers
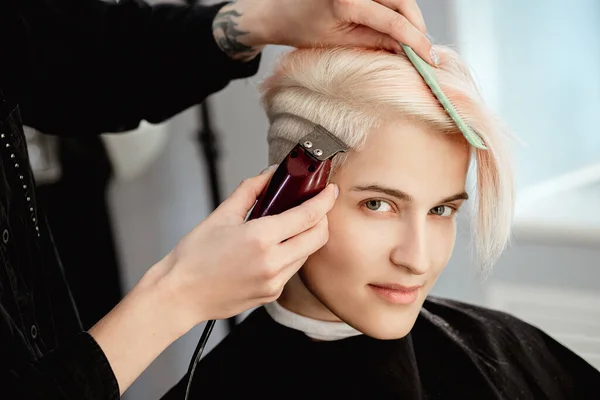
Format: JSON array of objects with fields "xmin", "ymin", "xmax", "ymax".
[
  {"xmin": 255, "ymin": 258, "xmax": 305, "ymax": 305},
  {"xmin": 344, "ymin": 0, "xmax": 436, "ymax": 66},
  {"xmin": 255, "ymin": 217, "xmax": 329, "ymax": 304},
  {"xmin": 216, "ymin": 165, "xmax": 278, "ymax": 220},
  {"xmin": 274, "ymin": 215, "xmax": 329, "ymax": 274},
  {"xmin": 374, "ymin": 0, "xmax": 426, "ymax": 34},
  {"xmin": 250, "ymin": 183, "xmax": 338, "ymax": 244},
  {"xmin": 341, "ymin": 25, "xmax": 404, "ymax": 52}
]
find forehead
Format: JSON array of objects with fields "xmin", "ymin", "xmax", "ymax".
[{"xmin": 334, "ymin": 118, "xmax": 470, "ymax": 197}]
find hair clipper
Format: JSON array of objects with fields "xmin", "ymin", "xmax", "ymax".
[
  {"xmin": 248, "ymin": 125, "xmax": 348, "ymax": 220},
  {"xmin": 183, "ymin": 126, "xmax": 347, "ymax": 400}
]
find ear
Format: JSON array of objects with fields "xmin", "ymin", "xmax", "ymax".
[{"xmin": 101, "ymin": 120, "xmax": 168, "ymax": 181}]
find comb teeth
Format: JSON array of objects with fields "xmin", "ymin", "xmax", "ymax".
[{"xmin": 401, "ymin": 44, "xmax": 487, "ymax": 150}]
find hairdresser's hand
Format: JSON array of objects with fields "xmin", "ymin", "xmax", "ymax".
[
  {"xmin": 213, "ymin": 0, "xmax": 437, "ymax": 66},
  {"xmin": 154, "ymin": 166, "xmax": 338, "ymax": 325},
  {"xmin": 88, "ymin": 166, "xmax": 335, "ymax": 393}
]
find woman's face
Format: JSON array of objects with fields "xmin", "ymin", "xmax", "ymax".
[{"xmin": 279, "ymin": 117, "xmax": 471, "ymax": 339}]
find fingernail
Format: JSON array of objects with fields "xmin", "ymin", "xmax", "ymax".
[
  {"xmin": 331, "ymin": 183, "xmax": 339, "ymax": 199},
  {"xmin": 261, "ymin": 164, "xmax": 278, "ymax": 174},
  {"xmin": 395, "ymin": 41, "xmax": 406, "ymax": 55},
  {"xmin": 429, "ymin": 47, "xmax": 439, "ymax": 67}
]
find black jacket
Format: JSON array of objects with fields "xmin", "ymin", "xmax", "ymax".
[
  {"xmin": 0, "ymin": 0, "xmax": 260, "ymax": 398},
  {"xmin": 166, "ymin": 298, "xmax": 600, "ymax": 399}
]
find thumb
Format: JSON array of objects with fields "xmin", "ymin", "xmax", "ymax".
[{"xmin": 216, "ymin": 164, "xmax": 278, "ymax": 221}]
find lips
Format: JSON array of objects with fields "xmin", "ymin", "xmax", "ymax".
[
  {"xmin": 368, "ymin": 283, "xmax": 423, "ymax": 305},
  {"xmin": 370, "ymin": 283, "xmax": 423, "ymax": 292}
]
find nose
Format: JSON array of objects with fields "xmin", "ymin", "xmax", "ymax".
[{"xmin": 389, "ymin": 216, "xmax": 428, "ymax": 275}]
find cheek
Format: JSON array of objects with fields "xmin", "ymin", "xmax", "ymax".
[
  {"xmin": 303, "ymin": 205, "xmax": 381, "ymax": 284},
  {"xmin": 307, "ymin": 207, "xmax": 362, "ymax": 270},
  {"xmin": 428, "ymin": 220, "xmax": 457, "ymax": 277}
]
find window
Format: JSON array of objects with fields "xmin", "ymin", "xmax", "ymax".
[{"xmin": 455, "ymin": 0, "xmax": 600, "ymax": 192}]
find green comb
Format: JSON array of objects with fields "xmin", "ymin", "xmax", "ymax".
[{"xmin": 401, "ymin": 44, "xmax": 487, "ymax": 150}]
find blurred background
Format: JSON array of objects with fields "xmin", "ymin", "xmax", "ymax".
[{"xmin": 25, "ymin": 0, "xmax": 600, "ymax": 398}]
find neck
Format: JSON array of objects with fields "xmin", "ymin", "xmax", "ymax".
[
  {"xmin": 269, "ymin": 274, "xmax": 362, "ymax": 341},
  {"xmin": 265, "ymin": 300, "xmax": 362, "ymax": 341},
  {"xmin": 278, "ymin": 274, "xmax": 340, "ymax": 321}
]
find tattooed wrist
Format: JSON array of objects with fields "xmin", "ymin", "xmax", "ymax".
[{"xmin": 212, "ymin": 2, "xmax": 263, "ymax": 62}]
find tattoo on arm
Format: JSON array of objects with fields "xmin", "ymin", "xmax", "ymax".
[{"xmin": 212, "ymin": 5, "xmax": 261, "ymax": 62}]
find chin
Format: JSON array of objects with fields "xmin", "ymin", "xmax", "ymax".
[
  {"xmin": 337, "ymin": 307, "xmax": 419, "ymax": 340},
  {"xmin": 354, "ymin": 319, "xmax": 415, "ymax": 340}
]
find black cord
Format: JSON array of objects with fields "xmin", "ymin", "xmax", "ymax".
[
  {"xmin": 184, "ymin": 319, "xmax": 216, "ymax": 400},
  {"xmin": 184, "ymin": 87, "xmax": 238, "ymax": 400},
  {"xmin": 182, "ymin": 101, "xmax": 231, "ymax": 399}
]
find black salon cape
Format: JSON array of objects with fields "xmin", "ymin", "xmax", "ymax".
[{"xmin": 165, "ymin": 297, "xmax": 600, "ymax": 399}]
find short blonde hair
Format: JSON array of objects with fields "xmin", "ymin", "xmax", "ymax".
[{"xmin": 259, "ymin": 46, "xmax": 514, "ymax": 271}]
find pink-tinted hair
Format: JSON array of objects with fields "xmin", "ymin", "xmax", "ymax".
[{"xmin": 260, "ymin": 46, "xmax": 514, "ymax": 271}]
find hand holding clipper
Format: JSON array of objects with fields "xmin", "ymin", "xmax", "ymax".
[{"xmin": 180, "ymin": 126, "xmax": 347, "ymax": 400}]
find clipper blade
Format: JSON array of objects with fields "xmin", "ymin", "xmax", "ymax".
[
  {"xmin": 299, "ymin": 125, "xmax": 348, "ymax": 161},
  {"xmin": 401, "ymin": 44, "xmax": 487, "ymax": 150}
]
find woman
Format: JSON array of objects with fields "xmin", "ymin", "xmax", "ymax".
[{"xmin": 170, "ymin": 45, "xmax": 600, "ymax": 399}]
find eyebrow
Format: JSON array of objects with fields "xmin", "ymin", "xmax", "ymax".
[{"xmin": 350, "ymin": 184, "xmax": 469, "ymax": 203}]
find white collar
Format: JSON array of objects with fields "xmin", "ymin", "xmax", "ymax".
[{"xmin": 264, "ymin": 301, "xmax": 362, "ymax": 341}]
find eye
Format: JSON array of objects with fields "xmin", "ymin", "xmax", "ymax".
[
  {"xmin": 429, "ymin": 205, "xmax": 455, "ymax": 217},
  {"xmin": 364, "ymin": 199, "xmax": 393, "ymax": 212}
]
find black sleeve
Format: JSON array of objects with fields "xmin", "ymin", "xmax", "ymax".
[
  {"xmin": 4, "ymin": 332, "xmax": 119, "ymax": 399},
  {"xmin": 1, "ymin": 0, "xmax": 260, "ymax": 136}
]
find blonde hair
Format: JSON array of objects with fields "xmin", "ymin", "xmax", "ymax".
[{"xmin": 259, "ymin": 46, "xmax": 514, "ymax": 271}]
